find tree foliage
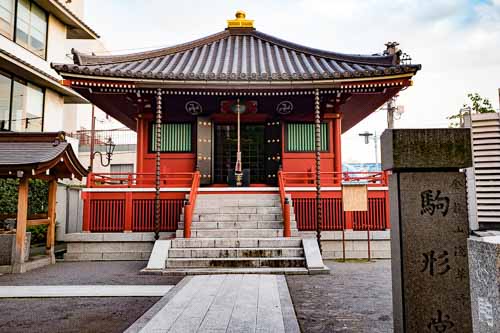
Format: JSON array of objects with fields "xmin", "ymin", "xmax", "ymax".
[
  {"xmin": 0, "ymin": 179, "xmax": 49, "ymax": 215},
  {"xmin": 448, "ymin": 93, "xmax": 496, "ymax": 127}
]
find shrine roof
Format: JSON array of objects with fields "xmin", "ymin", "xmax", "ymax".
[
  {"xmin": 0, "ymin": 132, "xmax": 88, "ymax": 179},
  {"xmin": 52, "ymin": 26, "xmax": 420, "ymax": 83}
]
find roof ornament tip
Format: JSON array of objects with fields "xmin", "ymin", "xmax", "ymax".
[
  {"xmin": 384, "ymin": 41, "xmax": 402, "ymax": 65},
  {"xmin": 227, "ymin": 10, "xmax": 254, "ymax": 29}
]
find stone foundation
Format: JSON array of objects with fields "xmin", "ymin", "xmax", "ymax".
[
  {"xmin": 63, "ymin": 231, "xmax": 390, "ymax": 261},
  {"xmin": 299, "ymin": 230, "xmax": 390, "ymax": 259},
  {"xmin": 64, "ymin": 232, "xmax": 174, "ymax": 261}
]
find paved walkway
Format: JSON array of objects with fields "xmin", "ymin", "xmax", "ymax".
[
  {"xmin": 0, "ymin": 285, "xmax": 173, "ymax": 298},
  {"xmin": 126, "ymin": 274, "xmax": 300, "ymax": 333}
]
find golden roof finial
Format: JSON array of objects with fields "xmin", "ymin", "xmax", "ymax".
[{"xmin": 227, "ymin": 10, "xmax": 254, "ymax": 29}]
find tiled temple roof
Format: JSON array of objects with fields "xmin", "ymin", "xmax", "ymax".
[
  {"xmin": 0, "ymin": 132, "xmax": 88, "ymax": 179},
  {"xmin": 52, "ymin": 29, "xmax": 420, "ymax": 82}
]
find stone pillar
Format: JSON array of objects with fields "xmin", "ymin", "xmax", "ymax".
[
  {"xmin": 381, "ymin": 129, "xmax": 473, "ymax": 333},
  {"xmin": 468, "ymin": 235, "xmax": 500, "ymax": 333}
]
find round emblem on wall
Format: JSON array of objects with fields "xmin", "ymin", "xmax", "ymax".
[
  {"xmin": 185, "ymin": 101, "xmax": 203, "ymax": 115},
  {"xmin": 276, "ymin": 101, "xmax": 293, "ymax": 115}
]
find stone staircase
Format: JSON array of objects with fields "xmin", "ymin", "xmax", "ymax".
[{"xmin": 162, "ymin": 194, "xmax": 307, "ymax": 274}]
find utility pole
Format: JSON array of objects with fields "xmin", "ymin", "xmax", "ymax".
[
  {"xmin": 89, "ymin": 104, "xmax": 96, "ymax": 171},
  {"xmin": 387, "ymin": 97, "xmax": 396, "ymax": 129}
]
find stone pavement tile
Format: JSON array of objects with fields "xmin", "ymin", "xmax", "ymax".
[
  {"xmin": 125, "ymin": 277, "xmax": 193, "ymax": 333},
  {"xmin": 226, "ymin": 275, "xmax": 260, "ymax": 333},
  {"xmin": 139, "ymin": 275, "xmax": 208, "ymax": 332},
  {"xmin": 276, "ymin": 275, "xmax": 300, "ymax": 333},
  {"xmin": 197, "ymin": 275, "xmax": 242, "ymax": 332},
  {"xmin": 256, "ymin": 275, "xmax": 285, "ymax": 333},
  {"xmin": 167, "ymin": 275, "xmax": 226, "ymax": 333},
  {"xmin": 127, "ymin": 274, "xmax": 299, "ymax": 333},
  {"xmin": 0, "ymin": 285, "xmax": 173, "ymax": 298}
]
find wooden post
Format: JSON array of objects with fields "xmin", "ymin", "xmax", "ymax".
[
  {"xmin": 82, "ymin": 192, "xmax": 91, "ymax": 232},
  {"xmin": 13, "ymin": 177, "xmax": 29, "ymax": 273},
  {"xmin": 46, "ymin": 179, "xmax": 57, "ymax": 263}
]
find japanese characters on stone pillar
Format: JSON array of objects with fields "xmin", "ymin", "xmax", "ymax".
[{"xmin": 381, "ymin": 129, "xmax": 473, "ymax": 333}]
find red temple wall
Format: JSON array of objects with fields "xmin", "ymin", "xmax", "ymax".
[{"xmin": 135, "ymin": 116, "xmax": 342, "ymax": 178}]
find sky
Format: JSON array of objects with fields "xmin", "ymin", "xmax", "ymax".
[{"xmin": 83, "ymin": 0, "xmax": 500, "ymax": 163}]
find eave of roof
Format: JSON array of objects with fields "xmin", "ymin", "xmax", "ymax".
[
  {"xmin": 0, "ymin": 132, "xmax": 88, "ymax": 179},
  {"xmin": 34, "ymin": 0, "xmax": 99, "ymax": 39},
  {"xmin": 52, "ymin": 28, "xmax": 421, "ymax": 83},
  {"xmin": 0, "ymin": 49, "xmax": 87, "ymax": 103}
]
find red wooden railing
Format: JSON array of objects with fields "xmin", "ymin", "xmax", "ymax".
[
  {"xmin": 183, "ymin": 171, "xmax": 201, "ymax": 238},
  {"xmin": 282, "ymin": 171, "xmax": 389, "ymax": 231},
  {"xmin": 87, "ymin": 172, "xmax": 195, "ymax": 188},
  {"xmin": 292, "ymin": 197, "xmax": 388, "ymax": 231},
  {"xmin": 82, "ymin": 172, "xmax": 197, "ymax": 233},
  {"xmin": 282, "ymin": 171, "xmax": 387, "ymax": 187},
  {"xmin": 82, "ymin": 171, "xmax": 388, "ymax": 233},
  {"xmin": 277, "ymin": 170, "xmax": 291, "ymax": 237}
]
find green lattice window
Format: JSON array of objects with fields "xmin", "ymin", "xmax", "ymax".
[
  {"xmin": 286, "ymin": 123, "xmax": 328, "ymax": 152},
  {"xmin": 151, "ymin": 123, "xmax": 192, "ymax": 152}
]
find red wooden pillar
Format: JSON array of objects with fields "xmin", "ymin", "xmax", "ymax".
[
  {"xmin": 124, "ymin": 192, "xmax": 133, "ymax": 232},
  {"xmin": 333, "ymin": 113, "xmax": 342, "ymax": 181},
  {"xmin": 184, "ymin": 203, "xmax": 192, "ymax": 238},
  {"xmin": 136, "ymin": 115, "xmax": 144, "ymax": 175},
  {"xmin": 283, "ymin": 199, "xmax": 291, "ymax": 237}
]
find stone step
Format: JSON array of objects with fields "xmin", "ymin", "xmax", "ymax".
[
  {"xmin": 171, "ymin": 238, "xmax": 302, "ymax": 249},
  {"xmin": 196, "ymin": 194, "xmax": 280, "ymax": 200},
  {"xmin": 178, "ymin": 221, "xmax": 297, "ymax": 230},
  {"xmin": 166, "ymin": 257, "xmax": 305, "ymax": 269},
  {"xmin": 195, "ymin": 199, "xmax": 280, "ymax": 208},
  {"xmin": 175, "ymin": 229, "xmax": 299, "ymax": 238},
  {"xmin": 168, "ymin": 247, "xmax": 304, "ymax": 258},
  {"xmin": 160, "ymin": 267, "xmax": 309, "ymax": 275},
  {"xmin": 193, "ymin": 207, "xmax": 283, "ymax": 214},
  {"xmin": 181, "ymin": 213, "xmax": 285, "ymax": 222}
]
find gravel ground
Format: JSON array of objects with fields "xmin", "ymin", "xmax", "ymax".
[
  {"xmin": 0, "ymin": 261, "xmax": 182, "ymax": 285},
  {"xmin": 0, "ymin": 297, "xmax": 159, "ymax": 333},
  {"xmin": 287, "ymin": 259, "xmax": 393, "ymax": 333},
  {"xmin": 0, "ymin": 261, "xmax": 181, "ymax": 333}
]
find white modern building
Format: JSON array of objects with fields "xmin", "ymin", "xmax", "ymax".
[
  {"xmin": 0, "ymin": 0, "xmax": 136, "ymax": 173},
  {"xmin": 0, "ymin": 0, "xmax": 97, "ymax": 133}
]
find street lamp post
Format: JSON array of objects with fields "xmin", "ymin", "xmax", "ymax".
[{"xmin": 90, "ymin": 137, "xmax": 116, "ymax": 169}]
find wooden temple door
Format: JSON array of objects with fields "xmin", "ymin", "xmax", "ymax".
[
  {"xmin": 264, "ymin": 120, "xmax": 282, "ymax": 185},
  {"xmin": 196, "ymin": 116, "xmax": 213, "ymax": 185}
]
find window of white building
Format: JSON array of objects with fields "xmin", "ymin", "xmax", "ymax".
[
  {"xmin": 0, "ymin": 0, "xmax": 14, "ymax": 38},
  {"xmin": 0, "ymin": 72, "xmax": 11, "ymax": 131},
  {"xmin": 0, "ymin": 71, "xmax": 44, "ymax": 132},
  {"xmin": 15, "ymin": 0, "xmax": 47, "ymax": 58}
]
